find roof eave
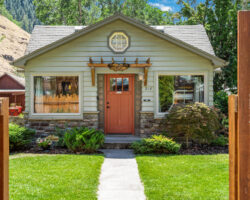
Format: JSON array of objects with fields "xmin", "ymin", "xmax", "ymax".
[{"xmin": 12, "ymin": 13, "xmax": 227, "ymax": 68}]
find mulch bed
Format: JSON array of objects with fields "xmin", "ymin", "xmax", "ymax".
[
  {"xmin": 12, "ymin": 145, "xmax": 228, "ymax": 156},
  {"xmin": 180, "ymin": 145, "xmax": 228, "ymax": 155},
  {"xmin": 12, "ymin": 147, "xmax": 104, "ymax": 155}
]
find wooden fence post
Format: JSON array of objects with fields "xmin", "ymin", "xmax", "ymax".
[
  {"xmin": 0, "ymin": 97, "xmax": 9, "ymax": 200},
  {"xmin": 237, "ymin": 11, "xmax": 250, "ymax": 200},
  {"xmin": 229, "ymin": 95, "xmax": 238, "ymax": 200}
]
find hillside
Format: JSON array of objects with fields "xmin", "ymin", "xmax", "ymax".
[{"xmin": 0, "ymin": 15, "xmax": 30, "ymax": 76}]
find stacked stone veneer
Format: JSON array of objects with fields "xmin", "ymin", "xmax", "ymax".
[
  {"xmin": 23, "ymin": 113, "xmax": 98, "ymax": 137},
  {"xmin": 20, "ymin": 74, "xmax": 166, "ymax": 138},
  {"xmin": 139, "ymin": 112, "xmax": 163, "ymax": 137}
]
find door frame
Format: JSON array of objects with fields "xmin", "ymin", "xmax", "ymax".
[{"xmin": 104, "ymin": 74, "xmax": 135, "ymax": 134}]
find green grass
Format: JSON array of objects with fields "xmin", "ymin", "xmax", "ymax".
[
  {"xmin": 136, "ymin": 154, "xmax": 229, "ymax": 200},
  {"xmin": 10, "ymin": 154, "xmax": 104, "ymax": 200}
]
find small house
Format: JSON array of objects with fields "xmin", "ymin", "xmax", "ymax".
[
  {"xmin": 13, "ymin": 14, "xmax": 226, "ymax": 137},
  {"xmin": 0, "ymin": 72, "xmax": 25, "ymax": 112}
]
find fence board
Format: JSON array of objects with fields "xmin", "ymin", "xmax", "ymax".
[
  {"xmin": 237, "ymin": 11, "xmax": 250, "ymax": 200},
  {"xmin": 0, "ymin": 97, "xmax": 9, "ymax": 200},
  {"xmin": 229, "ymin": 95, "xmax": 238, "ymax": 200}
]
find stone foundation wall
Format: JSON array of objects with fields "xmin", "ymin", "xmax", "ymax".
[
  {"xmin": 24, "ymin": 113, "xmax": 98, "ymax": 137},
  {"xmin": 139, "ymin": 112, "xmax": 163, "ymax": 137},
  {"xmin": 134, "ymin": 75, "xmax": 142, "ymax": 136},
  {"xmin": 97, "ymin": 74, "xmax": 105, "ymax": 132}
]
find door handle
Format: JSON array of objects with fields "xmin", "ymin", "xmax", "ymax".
[{"xmin": 106, "ymin": 106, "xmax": 110, "ymax": 109}]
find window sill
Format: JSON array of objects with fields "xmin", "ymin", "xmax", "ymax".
[{"xmin": 29, "ymin": 113, "xmax": 82, "ymax": 120}]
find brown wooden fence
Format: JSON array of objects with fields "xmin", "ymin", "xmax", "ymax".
[
  {"xmin": 0, "ymin": 97, "xmax": 9, "ymax": 200},
  {"xmin": 229, "ymin": 11, "xmax": 250, "ymax": 200}
]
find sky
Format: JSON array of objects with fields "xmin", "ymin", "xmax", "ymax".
[{"xmin": 148, "ymin": 0, "xmax": 205, "ymax": 13}]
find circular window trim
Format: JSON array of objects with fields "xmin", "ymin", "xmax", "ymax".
[{"xmin": 108, "ymin": 31, "xmax": 130, "ymax": 54}]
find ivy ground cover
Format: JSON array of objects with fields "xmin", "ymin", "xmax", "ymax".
[
  {"xmin": 9, "ymin": 154, "xmax": 104, "ymax": 200},
  {"xmin": 136, "ymin": 154, "xmax": 229, "ymax": 200}
]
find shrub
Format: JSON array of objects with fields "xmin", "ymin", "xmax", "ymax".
[
  {"xmin": 131, "ymin": 135, "xmax": 181, "ymax": 154},
  {"xmin": 214, "ymin": 91, "xmax": 228, "ymax": 115},
  {"xmin": 54, "ymin": 127, "xmax": 67, "ymax": 148},
  {"xmin": 211, "ymin": 135, "xmax": 228, "ymax": 147},
  {"xmin": 64, "ymin": 127, "xmax": 105, "ymax": 153},
  {"xmin": 9, "ymin": 123, "xmax": 36, "ymax": 151},
  {"xmin": 165, "ymin": 103, "xmax": 221, "ymax": 147}
]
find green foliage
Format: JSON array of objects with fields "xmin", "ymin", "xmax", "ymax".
[
  {"xmin": 54, "ymin": 126, "xmax": 67, "ymax": 148},
  {"xmin": 9, "ymin": 123, "xmax": 36, "ymax": 151},
  {"xmin": 4, "ymin": 0, "xmax": 41, "ymax": 32},
  {"xmin": 0, "ymin": 6, "xmax": 22, "ymax": 27},
  {"xmin": 211, "ymin": 135, "xmax": 228, "ymax": 147},
  {"xmin": 177, "ymin": 0, "xmax": 241, "ymax": 92},
  {"xmin": 37, "ymin": 139, "xmax": 51, "ymax": 150},
  {"xmin": 159, "ymin": 76, "xmax": 174, "ymax": 112},
  {"xmin": 165, "ymin": 103, "xmax": 221, "ymax": 147},
  {"xmin": 214, "ymin": 90, "xmax": 228, "ymax": 115},
  {"xmin": 37, "ymin": 135, "xmax": 59, "ymax": 150},
  {"xmin": 0, "ymin": 34, "xmax": 6, "ymax": 43},
  {"xmin": 64, "ymin": 127, "xmax": 105, "ymax": 153},
  {"xmin": 33, "ymin": 0, "xmax": 174, "ymax": 26},
  {"xmin": 131, "ymin": 135, "xmax": 181, "ymax": 154}
]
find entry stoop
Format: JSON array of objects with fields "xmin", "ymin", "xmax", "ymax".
[{"xmin": 103, "ymin": 135, "xmax": 142, "ymax": 149}]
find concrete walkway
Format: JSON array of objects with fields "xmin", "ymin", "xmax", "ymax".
[{"xmin": 98, "ymin": 149, "xmax": 146, "ymax": 200}]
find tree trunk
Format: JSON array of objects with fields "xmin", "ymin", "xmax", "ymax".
[{"xmin": 78, "ymin": 0, "xmax": 82, "ymax": 25}]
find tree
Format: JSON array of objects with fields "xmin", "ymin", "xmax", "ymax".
[
  {"xmin": 4, "ymin": 0, "xmax": 42, "ymax": 32},
  {"xmin": 33, "ymin": 0, "xmax": 174, "ymax": 26},
  {"xmin": 177, "ymin": 0, "xmax": 241, "ymax": 92}
]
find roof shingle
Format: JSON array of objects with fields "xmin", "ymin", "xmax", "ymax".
[{"xmin": 26, "ymin": 24, "xmax": 214, "ymax": 56}]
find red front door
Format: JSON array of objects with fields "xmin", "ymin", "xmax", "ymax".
[{"xmin": 105, "ymin": 74, "xmax": 135, "ymax": 134}]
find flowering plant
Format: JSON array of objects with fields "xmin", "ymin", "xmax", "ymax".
[{"xmin": 36, "ymin": 135, "xmax": 59, "ymax": 150}]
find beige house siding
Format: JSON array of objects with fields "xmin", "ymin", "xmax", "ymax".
[{"xmin": 24, "ymin": 20, "xmax": 214, "ymax": 119}]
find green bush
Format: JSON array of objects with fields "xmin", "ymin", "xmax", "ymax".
[
  {"xmin": 54, "ymin": 127, "xmax": 67, "ymax": 148},
  {"xmin": 214, "ymin": 91, "xmax": 228, "ymax": 115},
  {"xmin": 131, "ymin": 135, "xmax": 181, "ymax": 154},
  {"xmin": 211, "ymin": 135, "xmax": 228, "ymax": 147},
  {"xmin": 64, "ymin": 127, "xmax": 105, "ymax": 153},
  {"xmin": 165, "ymin": 103, "xmax": 221, "ymax": 147},
  {"xmin": 9, "ymin": 123, "xmax": 36, "ymax": 151}
]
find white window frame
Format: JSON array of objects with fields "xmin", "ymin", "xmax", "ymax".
[
  {"xmin": 155, "ymin": 71, "xmax": 208, "ymax": 118},
  {"xmin": 30, "ymin": 72, "xmax": 82, "ymax": 118},
  {"xmin": 109, "ymin": 32, "xmax": 129, "ymax": 52}
]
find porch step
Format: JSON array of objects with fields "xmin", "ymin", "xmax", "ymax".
[{"xmin": 103, "ymin": 135, "xmax": 142, "ymax": 149}]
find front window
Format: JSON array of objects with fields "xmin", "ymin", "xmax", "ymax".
[
  {"xmin": 158, "ymin": 75, "xmax": 204, "ymax": 112},
  {"xmin": 34, "ymin": 76, "xmax": 79, "ymax": 113}
]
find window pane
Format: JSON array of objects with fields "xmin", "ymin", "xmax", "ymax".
[
  {"xmin": 34, "ymin": 76, "xmax": 79, "ymax": 113},
  {"xmin": 159, "ymin": 75, "xmax": 204, "ymax": 112},
  {"xmin": 110, "ymin": 78, "xmax": 116, "ymax": 91},
  {"xmin": 117, "ymin": 78, "xmax": 122, "ymax": 91},
  {"xmin": 123, "ymin": 78, "xmax": 129, "ymax": 91}
]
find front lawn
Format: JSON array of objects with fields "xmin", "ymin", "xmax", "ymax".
[
  {"xmin": 136, "ymin": 154, "xmax": 229, "ymax": 200},
  {"xmin": 10, "ymin": 154, "xmax": 104, "ymax": 200}
]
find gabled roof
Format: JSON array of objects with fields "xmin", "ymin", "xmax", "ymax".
[
  {"xmin": 13, "ymin": 13, "xmax": 227, "ymax": 68},
  {"xmin": 0, "ymin": 72, "xmax": 25, "ymax": 87}
]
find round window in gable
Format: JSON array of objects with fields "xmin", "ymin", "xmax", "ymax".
[{"xmin": 108, "ymin": 31, "xmax": 130, "ymax": 53}]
